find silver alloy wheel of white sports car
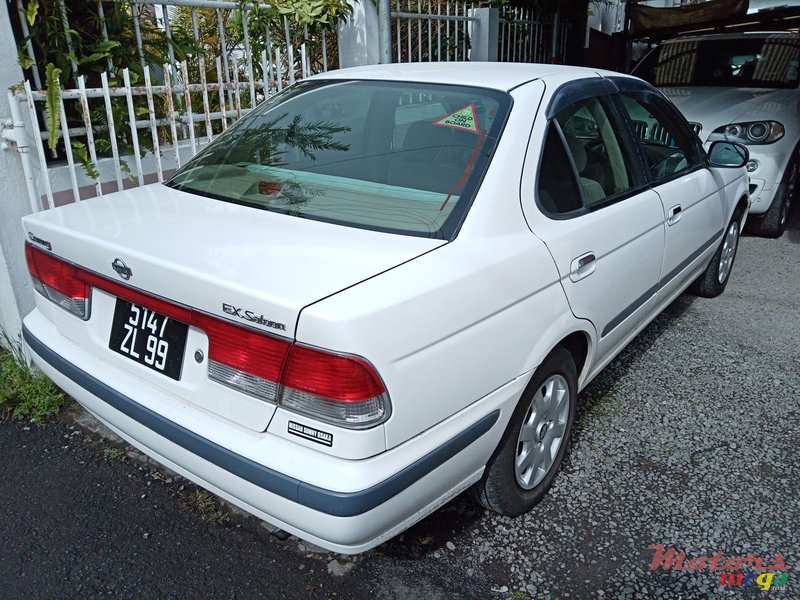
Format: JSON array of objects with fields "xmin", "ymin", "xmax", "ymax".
[
  {"xmin": 515, "ymin": 374, "xmax": 570, "ymax": 490},
  {"xmin": 718, "ymin": 220, "xmax": 739, "ymax": 285}
]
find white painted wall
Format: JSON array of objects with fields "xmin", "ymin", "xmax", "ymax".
[
  {"xmin": 0, "ymin": 5, "xmax": 35, "ymax": 348},
  {"xmin": 337, "ymin": 0, "xmax": 380, "ymax": 67}
]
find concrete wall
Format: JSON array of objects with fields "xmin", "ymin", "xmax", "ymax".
[
  {"xmin": 337, "ymin": 0, "xmax": 380, "ymax": 68},
  {"xmin": 0, "ymin": 4, "xmax": 35, "ymax": 348}
]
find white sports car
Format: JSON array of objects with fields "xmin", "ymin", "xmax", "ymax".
[
  {"xmin": 22, "ymin": 63, "xmax": 749, "ymax": 554},
  {"xmin": 635, "ymin": 31, "xmax": 799, "ymax": 238}
]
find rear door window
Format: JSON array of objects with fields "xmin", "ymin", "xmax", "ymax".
[{"xmin": 537, "ymin": 93, "xmax": 644, "ymax": 215}]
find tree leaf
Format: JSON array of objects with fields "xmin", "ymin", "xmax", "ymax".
[
  {"xmin": 78, "ymin": 52, "xmax": 110, "ymax": 65},
  {"xmin": 92, "ymin": 40, "xmax": 121, "ymax": 53},
  {"xmin": 25, "ymin": 1, "xmax": 38, "ymax": 27},
  {"xmin": 71, "ymin": 141, "xmax": 100, "ymax": 180},
  {"xmin": 45, "ymin": 63, "xmax": 62, "ymax": 154},
  {"xmin": 18, "ymin": 54, "xmax": 35, "ymax": 70}
]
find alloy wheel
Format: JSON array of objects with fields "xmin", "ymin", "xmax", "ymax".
[
  {"xmin": 515, "ymin": 374, "xmax": 570, "ymax": 490},
  {"xmin": 718, "ymin": 220, "xmax": 739, "ymax": 284}
]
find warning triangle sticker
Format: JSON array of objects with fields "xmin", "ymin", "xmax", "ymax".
[{"xmin": 432, "ymin": 103, "xmax": 479, "ymax": 134}]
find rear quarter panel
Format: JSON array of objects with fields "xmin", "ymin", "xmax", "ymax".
[{"xmin": 294, "ymin": 230, "xmax": 577, "ymax": 448}]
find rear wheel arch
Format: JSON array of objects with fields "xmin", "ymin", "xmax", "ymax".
[
  {"xmin": 734, "ymin": 195, "xmax": 748, "ymax": 223},
  {"xmin": 727, "ymin": 194, "xmax": 748, "ymax": 233},
  {"xmin": 470, "ymin": 345, "xmax": 578, "ymax": 515},
  {"xmin": 557, "ymin": 330, "xmax": 590, "ymax": 382}
]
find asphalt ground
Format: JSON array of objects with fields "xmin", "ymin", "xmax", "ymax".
[{"xmin": 2, "ymin": 207, "xmax": 799, "ymax": 599}]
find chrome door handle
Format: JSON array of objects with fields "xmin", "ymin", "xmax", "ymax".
[
  {"xmin": 667, "ymin": 205, "xmax": 682, "ymax": 226},
  {"xmin": 570, "ymin": 252, "xmax": 596, "ymax": 282}
]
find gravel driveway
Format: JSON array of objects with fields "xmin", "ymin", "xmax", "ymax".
[{"xmin": 2, "ymin": 211, "xmax": 798, "ymax": 599}]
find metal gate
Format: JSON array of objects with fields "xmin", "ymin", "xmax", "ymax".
[{"xmin": 390, "ymin": 1, "xmax": 569, "ymax": 64}]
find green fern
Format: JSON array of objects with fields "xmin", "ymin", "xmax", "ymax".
[
  {"xmin": 120, "ymin": 159, "xmax": 136, "ymax": 184},
  {"xmin": 71, "ymin": 141, "xmax": 100, "ymax": 180},
  {"xmin": 45, "ymin": 63, "xmax": 62, "ymax": 154}
]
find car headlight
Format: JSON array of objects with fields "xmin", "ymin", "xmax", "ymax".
[{"xmin": 709, "ymin": 121, "xmax": 785, "ymax": 145}]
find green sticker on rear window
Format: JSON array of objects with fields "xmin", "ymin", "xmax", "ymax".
[{"xmin": 433, "ymin": 103, "xmax": 479, "ymax": 134}]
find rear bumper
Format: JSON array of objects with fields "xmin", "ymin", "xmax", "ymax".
[{"xmin": 23, "ymin": 310, "xmax": 512, "ymax": 553}]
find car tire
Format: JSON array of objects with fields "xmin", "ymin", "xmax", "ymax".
[
  {"xmin": 471, "ymin": 347, "xmax": 577, "ymax": 516},
  {"xmin": 689, "ymin": 215, "xmax": 740, "ymax": 298},
  {"xmin": 747, "ymin": 156, "xmax": 797, "ymax": 239}
]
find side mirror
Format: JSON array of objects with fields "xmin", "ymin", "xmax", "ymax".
[{"xmin": 707, "ymin": 141, "xmax": 749, "ymax": 168}]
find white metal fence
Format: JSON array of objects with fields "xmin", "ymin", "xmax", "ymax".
[
  {"xmin": 14, "ymin": 0, "xmax": 331, "ymax": 92},
  {"xmin": 18, "ymin": 60, "xmax": 291, "ymax": 210},
  {"xmin": 11, "ymin": 0, "xmax": 331, "ymax": 213},
  {"xmin": 498, "ymin": 6, "xmax": 568, "ymax": 64},
  {"xmin": 391, "ymin": 0, "xmax": 476, "ymax": 62},
  {"xmin": 390, "ymin": 1, "xmax": 569, "ymax": 64}
]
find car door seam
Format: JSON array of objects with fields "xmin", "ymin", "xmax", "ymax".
[{"xmin": 600, "ymin": 228, "xmax": 723, "ymax": 338}]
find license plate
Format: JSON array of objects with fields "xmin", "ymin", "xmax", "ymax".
[{"xmin": 109, "ymin": 299, "xmax": 189, "ymax": 380}]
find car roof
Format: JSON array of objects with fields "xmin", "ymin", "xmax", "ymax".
[
  {"xmin": 309, "ymin": 62, "xmax": 627, "ymax": 92},
  {"xmin": 665, "ymin": 31, "xmax": 798, "ymax": 43}
]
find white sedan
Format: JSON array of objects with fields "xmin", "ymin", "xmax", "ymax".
[{"xmin": 22, "ymin": 63, "xmax": 749, "ymax": 554}]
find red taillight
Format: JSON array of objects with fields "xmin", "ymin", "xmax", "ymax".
[
  {"xmin": 194, "ymin": 313, "xmax": 290, "ymax": 383},
  {"xmin": 25, "ymin": 243, "xmax": 390, "ymax": 427},
  {"xmin": 205, "ymin": 330, "xmax": 390, "ymax": 427},
  {"xmin": 283, "ymin": 345, "xmax": 385, "ymax": 402},
  {"xmin": 26, "ymin": 244, "xmax": 90, "ymax": 319},
  {"xmin": 194, "ymin": 312, "xmax": 292, "ymax": 403},
  {"xmin": 280, "ymin": 345, "xmax": 389, "ymax": 428}
]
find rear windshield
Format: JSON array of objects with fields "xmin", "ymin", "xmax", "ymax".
[
  {"xmin": 166, "ymin": 79, "xmax": 510, "ymax": 238},
  {"xmin": 635, "ymin": 35, "xmax": 800, "ymax": 89}
]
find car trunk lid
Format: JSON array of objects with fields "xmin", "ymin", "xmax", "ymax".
[{"xmin": 23, "ymin": 184, "xmax": 442, "ymax": 431}]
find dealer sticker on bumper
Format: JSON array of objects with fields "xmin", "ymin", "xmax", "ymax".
[{"xmin": 288, "ymin": 421, "xmax": 333, "ymax": 447}]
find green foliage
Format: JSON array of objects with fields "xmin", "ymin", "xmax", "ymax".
[
  {"xmin": 0, "ymin": 335, "xmax": 66, "ymax": 422},
  {"xmin": 201, "ymin": 112, "xmax": 349, "ymax": 170},
  {"xmin": 45, "ymin": 62, "xmax": 62, "ymax": 153},
  {"xmin": 505, "ymin": 0, "xmax": 589, "ymax": 15},
  {"xmin": 8, "ymin": 81, "xmax": 26, "ymax": 95},
  {"xmin": 71, "ymin": 141, "xmax": 100, "ymax": 180},
  {"xmin": 20, "ymin": 0, "xmax": 353, "ymax": 171},
  {"xmin": 183, "ymin": 489, "xmax": 229, "ymax": 525},
  {"xmin": 18, "ymin": 51, "xmax": 36, "ymax": 70},
  {"xmin": 19, "ymin": 1, "xmax": 172, "ymax": 88},
  {"xmin": 68, "ymin": 40, "xmax": 121, "ymax": 66},
  {"xmin": 103, "ymin": 447, "xmax": 126, "ymax": 460},
  {"xmin": 26, "ymin": 1, "xmax": 38, "ymax": 26},
  {"xmin": 273, "ymin": 0, "xmax": 351, "ymax": 28},
  {"xmin": 119, "ymin": 159, "xmax": 136, "ymax": 183}
]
